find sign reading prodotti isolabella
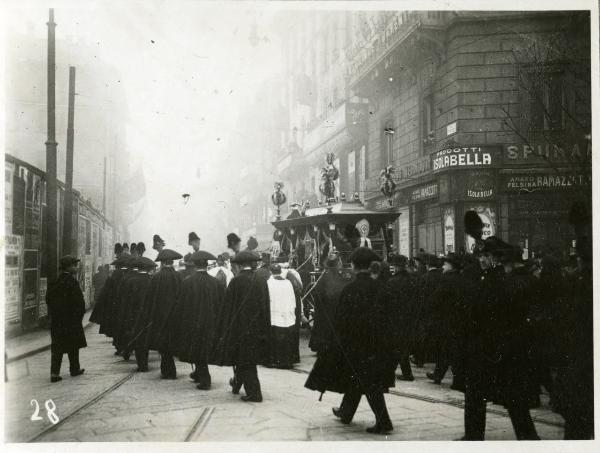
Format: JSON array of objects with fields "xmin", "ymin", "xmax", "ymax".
[{"xmin": 432, "ymin": 146, "xmax": 497, "ymax": 172}]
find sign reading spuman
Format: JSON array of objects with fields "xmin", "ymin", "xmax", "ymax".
[{"xmin": 433, "ymin": 146, "xmax": 495, "ymax": 172}]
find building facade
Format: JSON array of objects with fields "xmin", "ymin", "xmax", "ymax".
[
  {"xmin": 231, "ymin": 10, "xmax": 591, "ymax": 260},
  {"xmin": 5, "ymin": 154, "xmax": 119, "ymax": 334},
  {"xmin": 342, "ymin": 10, "xmax": 589, "ymax": 258}
]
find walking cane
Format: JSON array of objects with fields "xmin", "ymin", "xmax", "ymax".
[{"xmin": 122, "ymin": 322, "xmax": 153, "ymax": 355}]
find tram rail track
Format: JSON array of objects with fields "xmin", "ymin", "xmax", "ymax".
[{"xmin": 27, "ymin": 372, "xmax": 136, "ymax": 442}]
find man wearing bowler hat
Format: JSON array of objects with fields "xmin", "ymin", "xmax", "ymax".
[{"xmin": 46, "ymin": 255, "xmax": 87, "ymax": 383}]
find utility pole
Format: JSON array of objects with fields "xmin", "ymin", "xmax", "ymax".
[
  {"xmin": 45, "ymin": 8, "xmax": 58, "ymax": 282},
  {"xmin": 62, "ymin": 66, "xmax": 76, "ymax": 256},
  {"xmin": 102, "ymin": 156, "xmax": 107, "ymax": 215}
]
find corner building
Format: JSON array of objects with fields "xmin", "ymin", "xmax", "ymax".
[{"xmin": 348, "ymin": 11, "xmax": 591, "ymax": 257}]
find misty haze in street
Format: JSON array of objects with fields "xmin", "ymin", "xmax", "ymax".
[{"xmin": 5, "ymin": 0, "xmax": 288, "ymax": 253}]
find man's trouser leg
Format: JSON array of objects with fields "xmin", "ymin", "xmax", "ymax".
[
  {"xmin": 433, "ymin": 361, "xmax": 450, "ymax": 382},
  {"xmin": 365, "ymin": 392, "xmax": 393, "ymax": 428},
  {"xmin": 237, "ymin": 364, "xmax": 262, "ymax": 400},
  {"xmin": 339, "ymin": 390, "xmax": 362, "ymax": 422},
  {"xmin": 67, "ymin": 349, "xmax": 81, "ymax": 375},
  {"xmin": 160, "ymin": 352, "xmax": 176, "ymax": 378},
  {"xmin": 50, "ymin": 348, "xmax": 63, "ymax": 376},
  {"xmin": 135, "ymin": 346, "xmax": 149, "ymax": 370},
  {"xmin": 399, "ymin": 354, "xmax": 414, "ymax": 378},
  {"xmin": 507, "ymin": 403, "xmax": 540, "ymax": 440},
  {"xmin": 464, "ymin": 381, "xmax": 487, "ymax": 440}
]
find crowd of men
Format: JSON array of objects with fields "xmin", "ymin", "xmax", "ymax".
[
  {"xmin": 45, "ymin": 218, "xmax": 593, "ymax": 440},
  {"xmin": 304, "ymin": 211, "xmax": 593, "ymax": 439}
]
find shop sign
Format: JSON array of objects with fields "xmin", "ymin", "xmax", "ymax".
[
  {"xmin": 396, "ymin": 156, "xmax": 431, "ymax": 182},
  {"xmin": 504, "ymin": 142, "xmax": 592, "ymax": 166},
  {"xmin": 444, "ymin": 208, "xmax": 455, "ymax": 253},
  {"xmin": 502, "ymin": 173, "xmax": 590, "ymax": 191},
  {"xmin": 465, "ymin": 206, "xmax": 496, "ymax": 253},
  {"xmin": 366, "ymin": 190, "xmax": 410, "ymax": 211},
  {"xmin": 411, "ymin": 183, "xmax": 438, "ymax": 202},
  {"xmin": 463, "ymin": 170, "xmax": 496, "ymax": 199},
  {"xmin": 432, "ymin": 146, "xmax": 497, "ymax": 172}
]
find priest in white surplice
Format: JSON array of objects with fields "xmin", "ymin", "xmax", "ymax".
[{"xmin": 266, "ymin": 264, "xmax": 301, "ymax": 369}]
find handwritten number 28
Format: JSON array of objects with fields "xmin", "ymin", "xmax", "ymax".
[{"xmin": 30, "ymin": 399, "xmax": 59, "ymax": 424}]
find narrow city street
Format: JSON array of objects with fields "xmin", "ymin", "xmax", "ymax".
[{"xmin": 5, "ymin": 325, "xmax": 564, "ymax": 442}]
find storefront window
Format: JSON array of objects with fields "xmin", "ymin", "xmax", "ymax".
[{"xmin": 415, "ymin": 202, "xmax": 442, "ymax": 256}]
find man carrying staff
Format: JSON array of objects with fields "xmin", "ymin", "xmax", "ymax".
[
  {"xmin": 305, "ymin": 247, "xmax": 395, "ymax": 434},
  {"xmin": 145, "ymin": 248, "xmax": 183, "ymax": 379},
  {"xmin": 172, "ymin": 250, "xmax": 224, "ymax": 389},
  {"xmin": 46, "ymin": 256, "xmax": 87, "ymax": 383},
  {"xmin": 211, "ymin": 250, "xmax": 271, "ymax": 402}
]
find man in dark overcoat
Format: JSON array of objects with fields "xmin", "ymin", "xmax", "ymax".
[
  {"xmin": 413, "ymin": 253, "xmax": 443, "ymax": 366},
  {"xmin": 308, "ymin": 253, "xmax": 349, "ymax": 354},
  {"xmin": 378, "ymin": 254, "xmax": 417, "ymax": 381},
  {"xmin": 305, "ymin": 247, "xmax": 395, "ymax": 434},
  {"xmin": 461, "ymin": 239, "xmax": 539, "ymax": 440},
  {"xmin": 210, "ymin": 250, "xmax": 271, "ymax": 402},
  {"xmin": 145, "ymin": 248, "xmax": 183, "ymax": 379},
  {"xmin": 171, "ymin": 251, "xmax": 223, "ymax": 390},
  {"xmin": 113, "ymin": 257, "xmax": 140, "ymax": 359},
  {"xmin": 427, "ymin": 253, "xmax": 466, "ymax": 386},
  {"xmin": 90, "ymin": 254, "xmax": 128, "ymax": 348},
  {"xmin": 550, "ymin": 242, "xmax": 594, "ymax": 439},
  {"xmin": 46, "ymin": 256, "xmax": 87, "ymax": 383},
  {"xmin": 119, "ymin": 257, "xmax": 157, "ymax": 372}
]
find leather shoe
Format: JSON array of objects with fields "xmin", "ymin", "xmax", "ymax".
[
  {"xmin": 196, "ymin": 383, "xmax": 211, "ymax": 391},
  {"xmin": 160, "ymin": 374, "xmax": 177, "ymax": 380},
  {"xmin": 332, "ymin": 407, "xmax": 351, "ymax": 424},
  {"xmin": 70, "ymin": 369, "xmax": 85, "ymax": 377},
  {"xmin": 137, "ymin": 366, "xmax": 149, "ymax": 372},
  {"xmin": 426, "ymin": 372, "xmax": 441, "ymax": 384},
  {"xmin": 240, "ymin": 395, "xmax": 262, "ymax": 402},
  {"xmin": 50, "ymin": 376, "xmax": 62, "ymax": 383},
  {"xmin": 366, "ymin": 423, "xmax": 393, "ymax": 434}
]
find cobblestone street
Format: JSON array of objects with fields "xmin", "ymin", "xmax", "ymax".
[{"xmin": 5, "ymin": 325, "xmax": 564, "ymax": 442}]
